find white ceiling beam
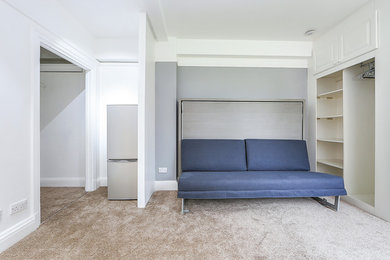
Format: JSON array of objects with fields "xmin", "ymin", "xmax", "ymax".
[
  {"xmin": 177, "ymin": 56, "xmax": 309, "ymax": 68},
  {"xmin": 143, "ymin": 0, "xmax": 168, "ymax": 41},
  {"xmin": 177, "ymin": 39, "xmax": 312, "ymax": 57}
]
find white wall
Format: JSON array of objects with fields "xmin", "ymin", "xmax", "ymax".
[
  {"xmin": 0, "ymin": 0, "xmax": 97, "ymax": 252},
  {"xmin": 98, "ymin": 63, "xmax": 139, "ymax": 186},
  {"xmin": 0, "ymin": 2, "xmax": 35, "ymax": 252},
  {"xmin": 95, "ymin": 38, "xmax": 138, "ymax": 62},
  {"xmin": 40, "ymin": 71, "xmax": 86, "ymax": 187},
  {"xmin": 137, "ymin": 13, "xmax": 156, "ymax": 208},
  {"xmin": 4, "ymin": 0, "xmax": 95, "ymax": 57}
]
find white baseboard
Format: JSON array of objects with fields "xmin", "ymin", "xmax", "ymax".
[
  {"xmin": 0, "ymin": 212, "xmax": 39, "ymax": 253},
  {"xmin": 97, "ymin": 179, "xmax": 177, "ymax": 191},
  {"xmin": 154, "ymin": 180, "xmax": 178, "ymax": 191},
  {"xmin": 98, "ymin": 177, "xmax": 107, "ymax": 187},
  {"xmin": 342, "ymin": 196, "xmax": 375, "ymax": 215},
  {"xmin": 40, "ymin": 177, "xmax": 85, "ymax": 187}
]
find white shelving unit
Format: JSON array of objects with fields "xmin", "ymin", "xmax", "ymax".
[
  {"xmin": 317, "ymin": 138, "xmax": 343, "ymax": 144},
  {"xmin": 316, "ymin": 59, "xmax": 376, "ymax": 209},
  {"xmin": 317, "ymin": 89, "xmax": 343, "ymax": 98},
  {"xmin": 317, "ymin": 159, "xmax": 344, "ymax": 169},
  {"xmin": 316, "ymin": 71, "xmax": 344, "ymax": 177}
]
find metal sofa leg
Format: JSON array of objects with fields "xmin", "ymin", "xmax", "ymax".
[
  {"xmin": 181, "ymin": 199, "xmax": 190, "ymax": 215},
  {"xmin": 312, "ymin": 196, "xmax": 340, "ymax": 211}
]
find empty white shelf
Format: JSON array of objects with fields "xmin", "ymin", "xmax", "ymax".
[
  {"xmin": 317, "ymin": 138, "xmax": 344, "ymax": 143},
  {"xmin": 317, "ymin": 159, "xmax": 344, "ymax": 169},
  {"xmin": 317, "ymin": 114, "xmax": 343, "ymax": 119},
  {"xmin": 317, "ymin": 89, "xmax": 343, "ymax": 98}
]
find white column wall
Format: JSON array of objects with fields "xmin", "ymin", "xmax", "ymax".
[
  {"xmin": 374, "ymin": 0, "xmax": 390, "ymax": 221},
  {"xmin": 137, "ymin": 13, "xmax": 156, "ymax": 208}
]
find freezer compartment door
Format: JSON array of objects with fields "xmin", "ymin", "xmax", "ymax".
[
  {"xmin": 108, "ymin": 160, "xmax": 137, "ymax": 200},
  {"xmin": 107, "ymin": 105, "xmax": 138, "ymax": 159}
]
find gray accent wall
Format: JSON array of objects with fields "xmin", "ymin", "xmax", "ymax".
[
  {"xmin": 155, "ymin": 62, "xmax": 177, "ymax": 181},
  {"xmin": 155, "ymin": 64, "xmax": 310, "ymax": 181},
  {"xmin": 177, "ymin": 67, "xmax": 307, "ymax": 100}
]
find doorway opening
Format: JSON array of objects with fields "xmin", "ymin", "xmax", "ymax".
[{"xmin": 40, "ymin": 47, "xmax": 87, "ymax": 222}]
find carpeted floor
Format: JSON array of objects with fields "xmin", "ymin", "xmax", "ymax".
[
  {"xmin": 40, "ymin": 187, "xmax": 86, "ymax": 222},
  {"xmin": 1, "ymin": 188, "xmax": 390, "ymax": 259}
]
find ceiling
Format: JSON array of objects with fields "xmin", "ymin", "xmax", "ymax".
[
  {"xmin": 58, "ymin": 0, "xmax": 144, "ymax": 39},
  {"xmin": 58, "ymin": 0, "xmax": 371, "ymax": 41}
]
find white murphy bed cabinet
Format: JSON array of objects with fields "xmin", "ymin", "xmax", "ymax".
[
  {"xmin": 313, "ymin": 2, "xmax": 377, "ymax": 74},
  {"xmin": 314, "ymin": 1, "xmax": 379, "ymax": 217}
]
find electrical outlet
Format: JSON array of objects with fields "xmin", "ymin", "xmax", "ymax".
[
  {"xmin": 158, "ymin": 167, "xmax": 168, "ymax": 174},
  {"xmin": 9, "ymin": 199, "xmax": 28, "ymax": 215}
]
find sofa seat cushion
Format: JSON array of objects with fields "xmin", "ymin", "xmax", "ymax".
[
  {"xmin": 178, "ymin": 171, "xmax": 346, "ymax": 193},
  {"xmin": 246, "ymin": 139, "xmax": 311, "ymax": 171},
  {"xmin": 181, "ymin": 139, "xmax": 247, "ymax": 171}
]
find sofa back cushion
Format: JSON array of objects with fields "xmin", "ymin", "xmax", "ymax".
[
  {"xmin": 181, "ymin": 139, "xmax": 247, "ymax": 171},
  {"xmin": 246, "ymin": 139, "xmax": 310, "ymax": 171}
]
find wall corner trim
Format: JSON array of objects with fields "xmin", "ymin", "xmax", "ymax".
[
  {"xmin": 154, "ymin": 180, "xmax": 178, "ymax": 191},
  {"xmin": 0, "ymin": 213, "xmax": 40, "ymax": 253}
]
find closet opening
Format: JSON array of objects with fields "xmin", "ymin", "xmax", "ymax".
[
  {"xmin": 40, "ymin": 47, "xmax": 87, "ymax": 222},
  {"xmin": 316, "ymin": 58, "xmax": 376, "ymax": 208},
  {"xmin": 344, "ymin": 58, "xmax": 375, "ymax": 207}
]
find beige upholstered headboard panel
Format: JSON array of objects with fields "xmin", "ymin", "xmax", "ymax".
[
  {"xmin": 180, "ymin": 100, "xmax": 304, "ymax": 140},
  {"xmin": 177, "ymin": 99, "xmax": 305, "ymax": 177}
]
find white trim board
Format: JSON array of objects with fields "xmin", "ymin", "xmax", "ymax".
[
  {"xmin": 97, "ymin": 180, "xmax": 177, "ymax": 190},
  {"xmin": 40, "ymin": 64, "xmax": 83, "ymax": 72},
  {"xmin": 0, "ymin": 213, "xmax": 40, "ymax": 253},
  {"xmin": 40, "ymin": 177, "xmax": 85, "ymax": 187},
  {"xmin": 176, "ymin": 39, "xmax": 312, "ymax": 57},
  {"xmin": 154, "ymin": 180, "xmax": 178, "ymax": 191},
  {"xmin": 155, "ymin": 38, "xmax": 313, "ymax": 67},
  {"xmin": 342, "ymin": 196, "xmax": 376, "ymax": 216},
  {"xmin": 177, "ymin": 56, "xmax": 309, "ymax": 68}
]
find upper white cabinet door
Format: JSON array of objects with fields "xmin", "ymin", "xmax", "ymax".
[
  {"xmin": 313, "ymin": 2, "xmax": 377, "ymax": 74},
  {"xmin": 340, "ymin": 8, "xmax": 377, "ymax": 63},
  {"xmin": 314, "ymin": 32, "xmax": 339, "ymax": 73}
]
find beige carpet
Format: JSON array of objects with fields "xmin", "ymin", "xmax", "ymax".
[
  {"xmin": 40, "ymin": 187, "xmax": 86, "ymax": 222},
  {"xmin": 1, "ymin": 188, "xmax": 390, "ymax": 259}
]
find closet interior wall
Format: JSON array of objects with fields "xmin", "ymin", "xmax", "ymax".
[{"xmin": 344, "ymin": 59, "xmax": 375, "ymax": 207}]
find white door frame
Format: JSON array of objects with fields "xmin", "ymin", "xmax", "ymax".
[{"xmin": 31, "ymin": 27, "xmax": 99, "ymax": 223}]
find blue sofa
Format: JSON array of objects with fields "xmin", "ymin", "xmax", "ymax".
[{"xmin": 178, "ymin": 139, "xmax": 347, "ymax": 213}]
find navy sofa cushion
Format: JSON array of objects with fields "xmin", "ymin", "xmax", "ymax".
[
  {"xmin": 178, "ymin": 171, "xmax": 347, "ymax": 199},
  {"xmin": 246, "ymin": 139, "xmax": 310, "ymax": 171},
  {"xmin": 178, "ymin": 189, "xmax": 347, "ymax": 199},
  {"xmin": 181, "ymin": 139, "xmax": 247, "ymax": 171},
  {"xmin": 179, "ymin": 171, "xmax": 346, "ymax": 191}
]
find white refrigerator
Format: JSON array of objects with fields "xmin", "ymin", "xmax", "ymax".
[{"xmin": 107, "ymin": 105, "xmax": 138, "ymax": 200}]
